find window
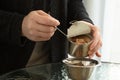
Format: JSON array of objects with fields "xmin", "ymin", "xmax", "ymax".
[
  {"xmin": 102, "ymin": 0, "xmax": 120, "ymax": 63},
  {"xmin": 84, "ymin": 0, "xmax": 120, "ymax": 63}
]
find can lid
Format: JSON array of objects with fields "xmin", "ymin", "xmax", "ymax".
[{"xmin": 67, "ymin": 21, "xmax": 91, "ymax": 38}]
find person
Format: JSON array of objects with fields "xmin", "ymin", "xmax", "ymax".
[{"xmin": 0, "ymin": 0, "xmax": 102, "ymax": 75}]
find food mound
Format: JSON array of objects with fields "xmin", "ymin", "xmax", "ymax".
[{"xmin": 70, "ymin": 35, "xmax": 91, "ymax": 45}]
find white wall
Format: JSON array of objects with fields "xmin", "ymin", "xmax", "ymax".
[
  {"xmin": 83, "ymin": 0, "xmax": 105, "ymax": 28},
  {"xmin": 102, "ymin": 0, "xmax": 120, "ymax": 63},
  {"xmin": 84, "ymin": 0, "xmax": 120, "ymax": 63},
  {"xmin": 83, "ymin": 0, "xmax": 105, "ymax": 61}
]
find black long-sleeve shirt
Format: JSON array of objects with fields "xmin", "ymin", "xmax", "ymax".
[{"xmin": 0, "ymin": 0, "xmax": 93, "ymax": 75}]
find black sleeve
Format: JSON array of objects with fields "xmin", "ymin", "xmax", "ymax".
[
  {"xmin": 0, "ymin": 10, "xmax": 26, "ymax": 46},
  {"xmin": 68, "ymin": 0, "xmax": 93, "ymax": 24}
]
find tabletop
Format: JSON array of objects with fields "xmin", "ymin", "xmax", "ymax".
[{"xmin": 0, "ymin": 62, "xmax": 120, "ymax": 80}]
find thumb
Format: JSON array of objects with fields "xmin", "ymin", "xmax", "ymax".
[{"xmin": 96, "ymin": 51, "xmax": 102, "ymax": 57}]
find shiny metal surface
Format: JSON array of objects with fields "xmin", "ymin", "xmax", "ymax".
[
  {"xmin": 63, "ymin": 58, "xmax": 100, "ymax": 80},
  {"xmin": 0, "ymin": 62, "xmax": 120, "ymax": 80},
  {"xmin": 56, "ymin": 27, "xmax": 67, "ymax": 37},
  {"xmin": 68, "ymin": 34, "xmax": 93, "ymax": 58}
]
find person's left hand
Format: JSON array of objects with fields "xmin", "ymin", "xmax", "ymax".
[{"xmin": 80, "ymin": 21, "xmax": 102, "ymax": 58}]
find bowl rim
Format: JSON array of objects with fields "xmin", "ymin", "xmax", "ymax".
[{"xmin": 62, "ymin": 57, "xmax": 101, "ymax": 68}]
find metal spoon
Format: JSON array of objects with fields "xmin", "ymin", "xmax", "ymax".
[{"xmin": 55, "ymin": 27, "xmax": 67, "ymax": 37}]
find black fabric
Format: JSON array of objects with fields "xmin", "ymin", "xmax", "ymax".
[
  {"xmin": 0, "ymin": 0, "xmax": 93, "ymax": 75},
  {"xmin": 49, "ymin": 0, "xmax": 93, "ymax": 62},
  {"xmin": 68, "ymin": 0, "xmax": 93, "ymax": 23},
  {"xmin": 0, "ymin": 0, "xmax": 36, "ymax": 75},
  {"xmin": 49, "ymin": 0, "xmax": 68, "ymax": 62}
]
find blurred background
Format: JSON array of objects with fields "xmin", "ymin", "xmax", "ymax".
[{"xmin": 83, "ymin": 0, "xmax": 120, "ymax": 63}]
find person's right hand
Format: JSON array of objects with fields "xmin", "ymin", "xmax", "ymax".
[{"xmin": 22, "ymin": 10, "xmax": 60, "ymax": 41}]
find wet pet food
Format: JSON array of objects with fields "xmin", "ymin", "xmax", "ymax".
[{"xmin": 70, "ymin": 35, "xmax": 91, "ymax": 45}]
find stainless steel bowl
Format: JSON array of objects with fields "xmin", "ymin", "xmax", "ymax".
[{"xmin": 63, "ymin": 58, "xmax": 100, "ymax": 80}]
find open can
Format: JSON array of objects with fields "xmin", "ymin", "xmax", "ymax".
[{"xmin": 68, "ymin": 34, "xmax": 93, "ymax": 58}]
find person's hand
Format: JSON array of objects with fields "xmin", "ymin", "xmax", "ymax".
[
  {"xmin": 80, "ymin": 21, "xmax": 102, "ymax": 58},
  {"xmin": 22, "ymin": 10, "xmax": 60, "ymax": 41}
]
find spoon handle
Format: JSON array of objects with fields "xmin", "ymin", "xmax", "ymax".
[{"xmin": 56, "ymin": 27, "xmax": 67, "ymax": 37}]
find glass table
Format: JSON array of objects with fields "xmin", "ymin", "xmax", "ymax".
[{"xmin": 0, "ymin": 62, "xmax": 120, "ymax": 80}]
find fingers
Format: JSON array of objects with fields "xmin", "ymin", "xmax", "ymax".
[
  {"xmin": 22, "ymin": 10, "xmax": 60, "ymax": 41},
  {"xmin": 88, "ymin": 42, "xmax": 101, "ymax": 57},
  {"xmin": 28, "ymin": 25, "xmax": 56, "ymax": 41},
  {"xmin": 80, "ymin": 21, "xmax": 102, "ymax": 58},
  {"xmin": 88, "ymin": 27, "xmax": 102, "ymax": 57},
  {"xmin": 88, "ymin": 32, "xmax": 101, "ymax": 58},
  {"xmin": 33, "ymin": 23, "xmax": 56, "ymax": 33},
  {"xmin": 36, "ymin": 15, "xmax": 60, "ymax": 26},
  {"xmin": 36, "ymin": 10, "xmax": 50, "ymax": 16},
  {"xmin": 30, "ymin": 10, "xmax": 60, "ymax": 26},
  {"xmin": 27, "ymin": 29, "xmax": 55, "ymax": 41},
  {"xmin": 90, "ymin": 36, "xmax": 102, "ymax": 51},
  {"xmin": 88, "ymin": 51, "xmax": 101, "ymax": 58},
  {"xmin": 89, "ymin": 27, "xmax": 98, "ymax": 49},
  {"xmin": 96, "ymin": 51, "xmax": 101, "ymax": 57}
]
